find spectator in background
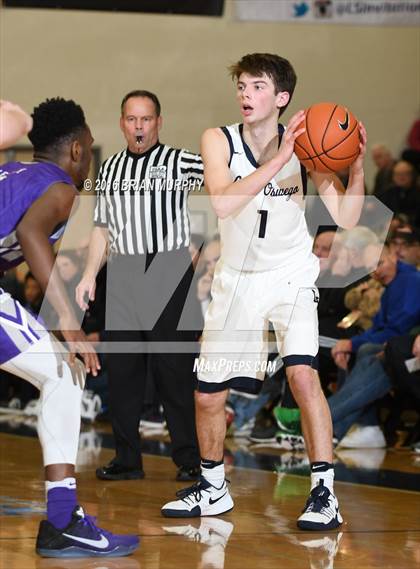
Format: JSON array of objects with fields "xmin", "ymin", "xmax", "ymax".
[
  {"xmin": 387, "ymin": 213, "xmax": 412, "ymax": 236},
  {"xmin": 327, "ymin": 243, "xmax": 420, "ymax": 447},
  {"xmin": 389, "ymin": 228, "xmax": 420, "ymax": 268},
  {"xmin": 328, "ymin": 226, "xmax": 378, "ymax": 283},
  {"xmin": 332, "ymin": 243, "xmax": 420, "ymax": 369},
  {"xmin": 57, "ymin": 250, "xmax": 82, "ymax": 286},
  {"xmin": 313, "ymin": 228, "xmax": 337, "ymax": 276},
  {"xmin": 377, "ymin": 161, "xmax": 420, "ymax": 226},
  {"xmin": 22, "ymin": 272, "xmax": 44, "ymax": 316},
  {"xmin": 371, "ymin": 144, "xmax": 395, "ymax": 197}
]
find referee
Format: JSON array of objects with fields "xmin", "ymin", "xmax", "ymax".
[{"xmin": 76, "ymin": 90, "xmax": 203, "ymax": 482}]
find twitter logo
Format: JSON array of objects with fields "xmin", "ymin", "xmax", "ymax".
[{"xmin": 294, "ymin": 2, "xmax": 309, "ymax": 17}]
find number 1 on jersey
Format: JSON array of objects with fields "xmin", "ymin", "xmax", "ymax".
[{"xmin": 257, "ymin": 209, "xmax": 268, "ymax": 238}]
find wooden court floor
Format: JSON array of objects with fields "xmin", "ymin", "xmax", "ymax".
[{"xmin": 0, "ymin": 428, "xmax": 419, "ymax": 569}]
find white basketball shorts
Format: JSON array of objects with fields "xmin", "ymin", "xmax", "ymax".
[{"xmin": 197, "ymin": 260, "xmax": 319, "ymax": 394}]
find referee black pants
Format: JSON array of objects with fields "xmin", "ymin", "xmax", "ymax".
[{"xmin": 105, "ymin": 248, "xmax": 201, "ymax": 470}]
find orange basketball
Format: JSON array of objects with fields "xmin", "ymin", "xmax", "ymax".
[{"xmin": 294, "ymin": 102, "xmax": 360, "ymax": 173}]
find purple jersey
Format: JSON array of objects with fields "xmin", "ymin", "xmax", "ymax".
[{"xmin": 0, "ymin": 161, "xmax": 74, "ymax": 272}]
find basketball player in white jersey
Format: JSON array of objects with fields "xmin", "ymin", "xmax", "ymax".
[{"xmin": 162, "ymin": 53, "xmax": 366, "ymax": 530}]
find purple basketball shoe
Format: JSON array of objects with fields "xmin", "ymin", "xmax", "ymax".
[{"xmin": 36, "ymin": 506, "xmax": 139, "ymax": 558}]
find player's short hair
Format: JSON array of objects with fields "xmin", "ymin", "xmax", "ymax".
[
  {"xmin": 229, "ymin": 53, "xmax": 297, "ymax": 116},
  {"xmin": 120, "ymin": 90, "xmax": 161, "ymax": 116},
  {"xmin": 28, "ymin": 97, "xmax": 87, "ymax": 153}
]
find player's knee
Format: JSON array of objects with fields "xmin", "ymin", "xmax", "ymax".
[
  {"xmin": 287, "ymin": 366, "xmax": 320, "ymax": 402},
  {"xmin": 195, "ymin": 390, "xmax": 226, "ymax": 414}
]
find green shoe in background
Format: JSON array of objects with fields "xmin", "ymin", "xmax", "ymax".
[{"xmin": 273, "ymin": 406, "xmax": 302, "ymax": 435}]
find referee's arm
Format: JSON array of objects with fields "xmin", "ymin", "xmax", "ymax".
[{"xmin": 76, "ymin": 168, "xmax": 109, "ymax": 310}]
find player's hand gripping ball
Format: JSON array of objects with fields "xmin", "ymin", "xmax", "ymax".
[{"xmin": 294, "ymin": 102, "xmax": 360, "ymax": 173}]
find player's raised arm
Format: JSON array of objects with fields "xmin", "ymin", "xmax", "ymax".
[
  {"xmin": 311, "ymin": 122, "xmax": 367, "ymax": 229},
  {"xmin": 202, "ymin": 109, "xmax": 305, "ymax": 219},
  {"xmin": 16, "ymin": 182, "xmax": 100, "ymax": 376}
]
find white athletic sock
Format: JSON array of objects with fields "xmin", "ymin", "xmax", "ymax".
[
  {"xmin": 311, "ymin": 468, "xmax": 335, "ymax": 493},
  {"xmin": 46, "ymin": 477, "xmax": 77, "ymax": 493},
  {"xmin": 201, "ymin": 461, "xmax": 225, "ymax": 488}
]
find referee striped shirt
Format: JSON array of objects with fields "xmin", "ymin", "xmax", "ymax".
[{"xmin": 94, "ymin": 142, "xmax": 203, "ymax": 254}]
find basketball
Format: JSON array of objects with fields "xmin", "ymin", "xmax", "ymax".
[{"xmin": 294, "ymin": 102, "xmax": 360, "ymax": 173}]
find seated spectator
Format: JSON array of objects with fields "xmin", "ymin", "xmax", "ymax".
[
  {"xmin": 333, "ymin": 243, "xmax": 420, "ymax": 368},
  {"xmin": 389, "ymin": 228, "xmax": 420, "ymax": 268},
  {"xmin": 371, "ymin": 143, "xmax": 395, "ymax": 197},
  {"xmin": 377, "ymin": 160, "xmax": 420, "ymax": 226},
  {"xmin": 328, "ymin": 243, "xmax": 420, "ymax": 446}
]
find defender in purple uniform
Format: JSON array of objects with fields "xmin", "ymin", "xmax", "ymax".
[{"xmin": 0, "ymin": 98, "xmax": 139, "ymax": 558}]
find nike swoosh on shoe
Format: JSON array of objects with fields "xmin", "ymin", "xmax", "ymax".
[
  {"xmin": 62, "ymin": 533, "xmax": 110, "ymax": 549},
  {"xmin": 209, "ymin": 492, "xmax": 227, "ymax": 505}
]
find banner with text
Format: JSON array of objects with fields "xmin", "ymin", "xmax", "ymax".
[{"xmin": 234, "ymin": 1, "xmax": 420, "ymax": 26}]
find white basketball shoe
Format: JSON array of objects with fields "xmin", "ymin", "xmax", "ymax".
[
  {"xmin": 161, "ymin": 476, "xmax": 233, "ymax": 518},
  {"xmin": 297, "ymin": 481, "xmax": 343, "ymax": 531}
]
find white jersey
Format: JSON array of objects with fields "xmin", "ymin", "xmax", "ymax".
[{"xmin": 218, "ymin": 123, "xmax": 318, "ymax": 277}]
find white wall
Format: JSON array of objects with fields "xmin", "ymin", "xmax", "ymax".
[{"xmin": 1, "ymin": 3, "xmax": 419, "ymax": 193}]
